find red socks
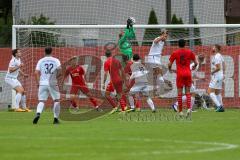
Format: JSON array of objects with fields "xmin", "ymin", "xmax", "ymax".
[
  {"xmin": 134, "ymin": 97, "xmax": 140, "ymax": 109},
  {"xmin": 106, "ymin": 96, "xmax": 117, "ymax": 108},
  {"xmin": 89, "ymin": 97, "xmax": 98, "ymax": 108},
  {"xmin": 120, "ymin": 95, "xmax": 127, "ymax": 111},
  {"xmin": 177, "ymin": 93, "xmax": 183, "ymax": 112},
  {"xmin": 186, "ymin": 93, "xmax": 191, "ymax": 109},
  {"xmin": 71, "ymin": 100, "xmax": 77, "ymax": 108}
]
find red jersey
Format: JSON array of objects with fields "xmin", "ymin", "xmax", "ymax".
[
  {"xmin": 66, "ymin": 65, "xmax": 85, "ymax": 84},
  {"xmin": 104, "ymin": 57, "xmax": 123, "ymax": 83},
  {"xmin": 124, "ymin": 60, "xmax": 133, "ymax": 76},
  {"xmin": 169, "ymin": 48, "xmax": 196, "ymax": 76}
]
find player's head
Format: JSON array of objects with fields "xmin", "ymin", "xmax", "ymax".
[
  {"xmin": 198, "ymin": 54, "xmax": 205, "ymax": 64},
  {"xmin": 69, "ymin": 56, "xmax": 78, "ymax": 67},
  {"xmin": 12, "ymin": 49, "xmax": 21, "ymax": 57},
  {"xmin": 45, "ymin": 47, "xmax": 52, "ymax": 55},
  {"xmin": 133, "ymin": 54, "xmax": 140, "ymax": 62},
  {"xmin": 105, "ymin": 50, "xmax": 112, "ymax": 57},
  {"xmin": 122, "ymin": 54, "xmax": 129, "ymax": 62},
  {"xmin": 160, "ymin": 30, "xmax": 168, "ymax": 41},
  {"xmin": 178, "ymin": 39, "xmax": 186, "ymax": 48},
  {"xmin": 212, "ymin": 44, "xmax": 221, "ymax": 53}
]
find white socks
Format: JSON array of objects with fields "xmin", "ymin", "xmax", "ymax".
[
  {"xmin": 36, "ymin": 102, "xmax": 45, "ymax": 114},
  {"xmin": 147, "ymin": 97, "xmax": 155, "ymax": 111},
  {"xmin": 128, "ymin": 96, "xmax": 135, "ymax": 109},
  {"xmin": 36, "ymin": 101, "xmax": 60, "ymax": 118},
  {"xmin": 53, "ymin": 102, "xmax": 60, "ymax": 118},
  {"xmin": 191, "ymin": 97, "xmax": 195, "ymax": 109},
  {"xmin": 216, "ymin": 94, "xmax": 223, "ymax": 106},
  {"xmin": 21, "ymin": 95, "xmax": 26, "ymax": 109},
  {"xmin": 210, "ymin": 93, "xmax": 221, "ymax": 107},
  {"xmin": 15, "ymin": 93, "xmax": 22, "ymax": 109}
]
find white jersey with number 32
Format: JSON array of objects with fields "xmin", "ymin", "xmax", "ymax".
[{"xmin": 36, "ymin": 56, "xmax": 61, "ymax": 86}]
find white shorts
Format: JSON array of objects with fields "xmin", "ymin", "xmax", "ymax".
[
  {"xmin": 129, "ymin": 83, "xmax": 150, "ymax": 96},
  {"xmin": 5, "ymin": 78, "xmax": 22, "ymax": 89},
  {"xmin": 209, "ymin": 75, "xmax": 223, "ymax": 90},
  {"xmin": 38, "ymin": 85, "xmax": 60, "ymax": 101},
  {"xmin": 146, "ymin": 55, "xmax": 162, "ymax": 68}
]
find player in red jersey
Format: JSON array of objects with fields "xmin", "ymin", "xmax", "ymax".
[
  {"xmin": 63, "ymin": 57, "xmax": 100, "ymax": 111},
  {"xmin": 168, "ymin": 39, "xmax": 198, "ymax": 117},
  {"xmin": 103, "ymin": 51, "xmax": 127, "ymax": 112}
]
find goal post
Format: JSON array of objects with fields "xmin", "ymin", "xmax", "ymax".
[{"xmin": 10, "ymin": 24, "xmax": 240, "ymax": 109}]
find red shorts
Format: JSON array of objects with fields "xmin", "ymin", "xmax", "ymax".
[
  {"xmin": 176, "ymin": 74, "xmax": 192, "ymax": 88},
  {"xmin": 106, "ymin": 81, "xmax": 123, "ymax": 94},
  {"xmin": 70, "ymin": 83, "xmax": 89, "ymax": 95}
]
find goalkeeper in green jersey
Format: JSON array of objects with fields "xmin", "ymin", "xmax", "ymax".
[{"xmin": 118, "ymin": 17, "xmax": 136, "ymax": 59}]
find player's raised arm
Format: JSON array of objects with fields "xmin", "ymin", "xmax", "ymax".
[{"xmin": 119, "ymin": 17, "xmax": 136, "ymax": 42}]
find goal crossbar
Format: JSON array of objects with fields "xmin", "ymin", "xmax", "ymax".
[{"xmin": 12, "ymin": 24, "xmax": 240, "ymax": 29}]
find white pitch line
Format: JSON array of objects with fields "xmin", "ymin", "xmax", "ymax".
[{"xmin": 0, "ymin": 136, "xmax": 238, "ymax": 156}]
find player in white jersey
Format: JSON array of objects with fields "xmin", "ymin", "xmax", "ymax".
[
  {"xmin": 146, "ymin": 30, "xmax": 168, "ymax": 94},
  {"xmin": 33, "ymin": 47, "xmax": 61, "ymax": 124},
  {"xmin": 129, "ymin": 54, "xmax": 156, "ymax": 112},
  {"xmin": 5, "ymin": 49, "xmax": 31, "ymax": 112},
  {"xmin": 207, "ymin": 44, "xmax": 225, "ymax": 112},
  {"xmin": 172, "ymin": 54, "xmax": 205, "ymax": 112}
]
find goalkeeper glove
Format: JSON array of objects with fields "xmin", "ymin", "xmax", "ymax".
[{"xmin": 127, "ymin": 17, "xmax": 136, "ymax": 28}]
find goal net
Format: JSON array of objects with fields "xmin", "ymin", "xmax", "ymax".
[{"xmin": 8, "ymin": 24, "xmax": 240, "ymax": 109}]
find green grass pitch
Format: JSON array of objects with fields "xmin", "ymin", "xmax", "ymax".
[{"xmin": 0, "ymin": 109, "xmax": 239, "ymax": 160}]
